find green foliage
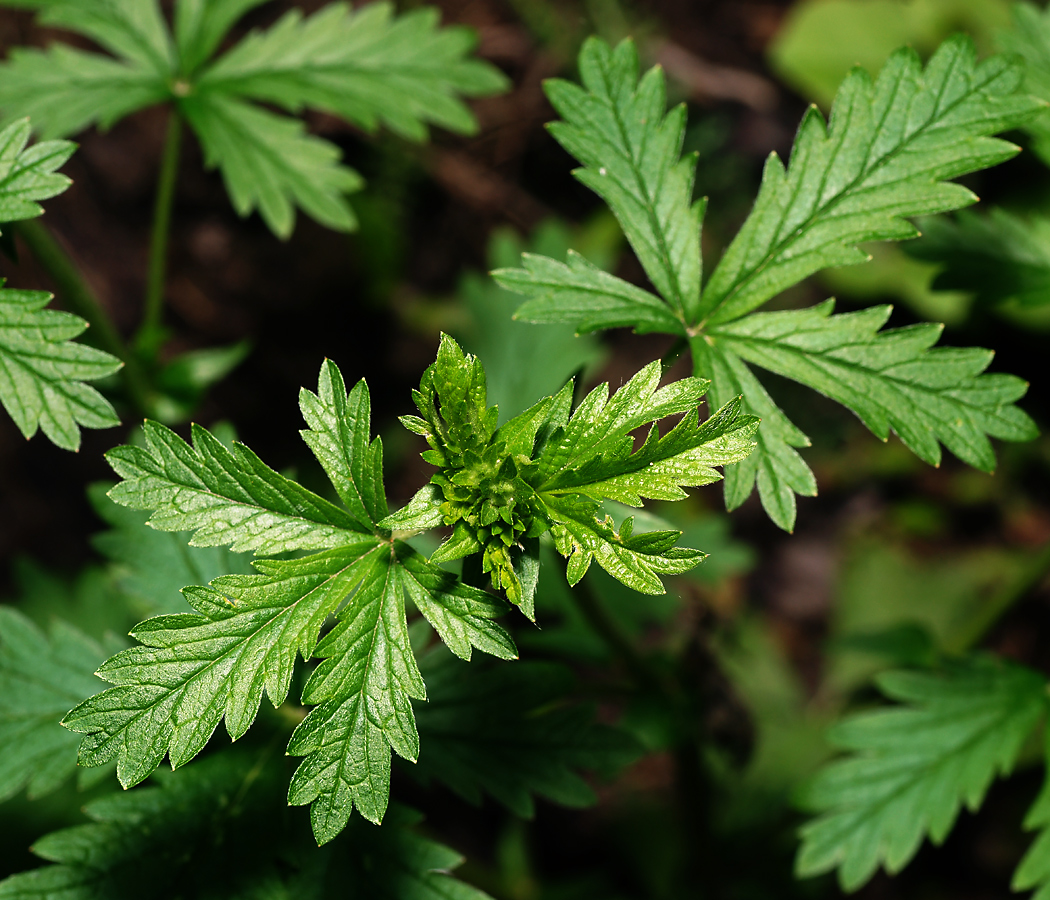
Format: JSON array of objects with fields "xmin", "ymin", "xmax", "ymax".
[
  {"xmin": 66, "ymin": 334, "xmax": 751, "ymax": 843},
  {"xmin": 496, "ymin": 34, "xmax": 1041, "ymax": 530},
  {"xmin": 0, "ymin": 749, "xmax": 494, "ymax": 899},
  {"xmin": 65, "ymin": 358, "xmax": 522, "ymax": 844},
  {"xmin": 413, "ymin": 647, "xmax": 640, "ymax": 817},
  {"xmin": 396, "ymin": 334, "xmax": 757, "ymax": 613},
  {"xmin": 909, "ymin": 209, "xmax": 1050, "ymax": 309},
  {"xmin": 0, "ymin": 609, "xmax": 107, "ymax": 803},
  {"xmin": 0, "ymin": 0, "xmax": 508, "ymax": 236},
  {"xmin": 796, "ymin": 658, "xmax": 1048, "ymax": 891},
  {"xmin": 999, "ymin": 1, "xmax": 1050, "ymax": 166},
  {"xmin": 0, "ymin": 117, "xmax": 123, "ymax": 450},
  {"xmin": 1014, "ymin": 743, "xmax": 1050, "ymax": 900}
]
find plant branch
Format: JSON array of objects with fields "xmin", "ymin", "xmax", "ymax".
[
  {"xmin": 13, "ymin": 218, "xmax": 152, "ymax": 414},
  {"xmin": 138, "ymin": 108, "xmax": 183, "ymax": 356}
]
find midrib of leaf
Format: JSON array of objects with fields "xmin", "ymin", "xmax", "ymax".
[
  {"xmin": 700, "ymin": 50, "xmax": 986, "ymax": 328},
  {"xmin": 592, "ymin": 64, "xmax": 690, "ymax": 325},
  {"xmin": 85, "ymin": 546, "xmax": 380, "ymax": 760}
]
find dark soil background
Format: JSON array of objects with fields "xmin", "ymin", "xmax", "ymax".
[{"xmin": 1, "ymin": 2, "xmax": 1049, "ymax": 899}]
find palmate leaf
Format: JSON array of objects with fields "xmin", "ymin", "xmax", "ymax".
[
  {"xmin": 0, "ymin": 608, "xmax": 107, "ymax": 802},
  {"xmin": 0, "ymin": 117, "xmax": 74, "ymax": 223},
  {"xmin": 796, "ymin": 658, "xmax": 1048, "ymax": 891},
  {"xmin": 74, "ymin": 360, "xmax": 516, "ymax": 844},
  {"xmin": 195, "ymin": 1, "xmax": 508, "ymax": 142},
  {"xmin": 413, "ymin": 648, "xmax": 640, "ymax": 817},
  {"xmin": 0, "ymin": 749, "xmax": 494, "ymax": 900},
  {"xmin": 502, "ymin": 33, "xmax": 1041, "ymax": 530},
  {"xmin": 908, "ymin": 208, "xmax": 1050, "ymax": 309},
  {"xmin": 0, "ymin": 0, "xmax": 507, "ymax": 237},
  {"xmin": 0, "ymin": 286, "xmax": 122, "ymax": 450}
]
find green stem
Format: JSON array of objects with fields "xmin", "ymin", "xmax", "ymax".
[
  {"xmin": 951, "ymin": 540, "xmax": 1050, "ymax": 654},
  {"xmin": 13, "ymin": 218, "xmax": 151, "ymax": 414},
  {"xmin": 138, "ymin": 108, "xmax": 183, "ymax": 355}
]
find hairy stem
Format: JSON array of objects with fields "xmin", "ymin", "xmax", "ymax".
[
  {"xmin": 13, "ymin": 218, "xmax": 151, "ymax": 414},
  {"xmin": 138, "ymin": 108, "xmax": 183, "ymax": 356}
]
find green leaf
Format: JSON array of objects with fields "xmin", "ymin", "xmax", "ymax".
[
  {"xmin": 180, "ymin": 92, "xmax": 362, "ymax": 239},
  {"xmin": 710, "ymin": 299, "xmax": 1036, "ymax": 473},
  {"xmin": 796, "ymin": 657, "xmax": 1048, "ymax": 891},
  {"xmin": 1013, "ymin": 731, "xmax": 1050, "ymax": 899},
  {"xmin": 299, "ymin": 360, "xmax": 388, "ymax": 531},
  {"xmin": 496, "ymin": 250, "xmax": 685, "ymax": 335},
  {"xmin": 287, "ymin": 544, "xmax": 515, "ymax": 843},
  {"xmin": 999, "ymin": 2, "xmax": 1050, "ymax": 166},
  {"xmin": 0, "ymin": 607, "xmax": 107, "ymax": 801},
  {"xmin": 30, "ymin": 0, "xmax": 176, "ymax": 75},
  {"xmin": 0, "ymin": 44, "xmax": 168, "ymax": 139},
  {"xmin": 396, "ymin": 543, "xmax": 516, "ymax": 663},
  {"xmin": 89, "ymin": 481, "xmax": 255, "ymax": 618},
  {"xmin": 543, "ymin": 37, "xmax": 701, "ymax": 324},
  {"xmin": 0, "ymin": 748, "xmax": 494, "ymax": 900},
  {"xmin": 538, "ymin": 380, "xmax": 758, "ymax": 506},
  {"xmin": 286, "ymin": 552, "xmax": 422, "ymax": 841},
  {"xmin": 908, "ymin": 208, "xmax": 1050, "ymax": 308},
  {"xmin": 534, "ymin": 360, "xmax": 753, "ymax": 488},
  {"xmin": 696, "ymin": 35, "xmax": 1042, "ymax": 326},
  {"xmin": 0, "ymin": 286, "xmax": 122, "ymax": 450},
  {"xmin": 196, "ymin": 1, "xmax": 508, "ymax": 142},
  {"xmin": 545, "ymin": 494, "xmax": 704, "ymax": 594},
  {"xmin": 105, "ymin": 419, "xmax": 365, "ymax": 555},
  {"xmin": 173, "ymin": 0, "xmax": 270, "ymax": 76},
  {"xmin": 0, "ymin": 118, "xmax": 74, "ymax": 225},
  {"xmin": 62, "ymin": 543, "xmax": 383, "ymax": 790},
  {"xmin": 413, "ymin": 648, "xmax": 639, "ymax": 817},
  {"xmin": 691, "ymin": 336, "xmax": 815, "ymax": 532}
]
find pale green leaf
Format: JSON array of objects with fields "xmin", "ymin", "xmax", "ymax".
[
  {"xmin": 546, "ymin": 494, "xmax": 704, "ymax": 594},
  {"xmin": 697, "ymin": 35, "xmax": 1042, "ymax": 325},
  {"xmin": 196, "ymin": 1, "xmax": 508, "ymax": 142},
  {"xmin": 0, "ymin": 287, "xmax": 122, "ymax": 450},
  {"xmin": 797, "ymin": 658, "xmax": 1048, "ymax": 891},
  {"xmin": 0, "ymin": 607, "xmax": 106, "ymax": 801},
  {"xmin": 180, "ymin": 92, "xmax": 362, "ymax": 238},
  {"xmin": 62, "ymin": 543, "xmax": 383, "ymax": 789},
  {"xmin": 543, "ymin": 36, "xmax": 701, "ymax": 323},
  {"xmin": 105, "ymin": 419, "xmax": 365, "ymax": 555}
]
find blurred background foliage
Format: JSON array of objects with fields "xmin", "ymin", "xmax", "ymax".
[{"xmin": 1, "ymin": 0, "xmax": 1049, "ymax": 898}]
